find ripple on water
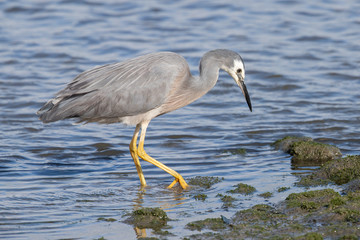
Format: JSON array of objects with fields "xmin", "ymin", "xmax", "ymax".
[{"xmin": 1, "ymin": 0, "xmax": 360, "ymax": 239}]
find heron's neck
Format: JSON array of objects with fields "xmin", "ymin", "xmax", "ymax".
[
  {"xmin": 197, "ymin": 63, "xmax": 220, "ymax": 94},
  {"xmin": 183, "ymin": 56, "xmax": 222, "ymax": 103},
  {"xmin": 168, "ymin": 64, "xmax": 220, "ymax": 112}
]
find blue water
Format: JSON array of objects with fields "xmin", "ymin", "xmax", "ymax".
[{"xmin": 1, "ymin": 0, "xmax": 359, "ymax": 239}]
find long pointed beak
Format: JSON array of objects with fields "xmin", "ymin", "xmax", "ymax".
[
  {"xmin": 227, "ymin": 70, "xmax": 252, "ymax": 112},
  {"xmin": 237, "ymin": 80, "xmax": 252, "ymax": 112}
]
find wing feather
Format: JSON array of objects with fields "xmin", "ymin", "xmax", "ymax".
[{"xmin": 37, "ymin": 52, "xmax": 189, "ymax": 124}]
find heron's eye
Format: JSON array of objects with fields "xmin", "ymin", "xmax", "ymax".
[{"xmin": 237, "ymin": 68, "xmax": 242, "ymax": 73}]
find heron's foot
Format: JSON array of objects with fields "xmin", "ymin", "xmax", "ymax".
[{"xmin": 168, "ymin": 176, "xmax": 188, "ymax": 189}]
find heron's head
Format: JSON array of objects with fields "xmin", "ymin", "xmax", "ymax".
[{"xmin": 220, "ymin": 51, "xmax": 252, "ymax": 112}]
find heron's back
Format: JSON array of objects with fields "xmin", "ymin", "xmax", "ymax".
[{"xmin": 37, "ymin": 52, "xmax": 193, "ymax": 125}]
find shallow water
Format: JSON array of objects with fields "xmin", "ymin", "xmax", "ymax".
[{"xmin": 1, "ymin": 0, "xmax": 359, "ymax": 239}]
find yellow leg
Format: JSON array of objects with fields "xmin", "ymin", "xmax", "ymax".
[
  {"xmin": 129, "ymin": 124, "xmax": 146, "ymax": 186},
  {"xmin": 134, "ymin": 227, "xmax": 146, "ymax": 238},
  {"xmin": 137, "ymin": 121, "xmax": 188, "ymax": 189}
]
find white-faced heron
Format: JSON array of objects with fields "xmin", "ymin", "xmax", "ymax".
[{"xmin": 37, "ymin": 49, "xmax": 252, "ymax": 189}]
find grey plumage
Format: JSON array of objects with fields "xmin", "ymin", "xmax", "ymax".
[
  {"xmin": 38, "ymin": 49, "xmax": 251, "ymax": 125},
  {"xmin": 37, "ymin": 49, "xmax": 252, "ymax": 189}
]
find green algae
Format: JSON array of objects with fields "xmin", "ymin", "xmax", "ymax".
[
  {"xmin": 186, "ymin": 217, "xmax": 226, "ymax": 231},
  {"xmin": 259, "ymin": 191, "xmax": 273, "ymax": 198},
  {"xmin": 297, "ymin": 155, "xmax": 360, "ymax": 187},
  {"xmin": 273, "ymin": 136, "xmax": 313, "ymax": 153},
  {"xmin": 216, "ymin": 193, "xmax": 236, "ymax": 208},
  {"xmin": 137, "ymin": 237, "xmax": 160, "ymax": 240},
  {"xmin": 334, "ymin": 208, "xmax": 360, "ymax": 223},
  {"xmin": 278, "ymin": 186, "xmax": 290, "ymax": 192},
  {"xmin": 124, "ymin": 143, "xmax": 360, "ymax": 240},
  {"xmin": 296, "ymin": 175, "xmax": 331, "ymax": 187},
  {"xmin": 124, "ymin": 207, "xmax": 169, "ymax": 230},
  {"xmin": 152, "ymin": 228, "xmax": 174, "ymax": 237},
  {"xmin": 343, "ymin": 179, "xmax": 360, "ymax": 194},
  {"xmin": 184, "ymin": 189, "xmax": 360, "ymax": 239},
  {"xmin": 233, "ymin": 204, "xmax": 286, "ymax": 224},
  {"xmin": 188, "ymin": 176, "xmax": 224, "ymax": 189},
  {"xmin": 182, "ymin": 140, "xmax": 359, "ymax": 239},
  {"xmin": 321, "ymin": 155, "xmax": 360, "ymax": 184},
  {"xmin": 217, "ymin": 194, "xmax": 236, "ymax": 202},
  {"xmin": 223, "ymin": 148, "xmax": 247, "ymax": 155},
  {"xmin": 285, "ymin": 189, "xmax": 341, "ymax": 212},
  {"xmin": 339, "ymin": 235, "xmax": 359, "ymax": 240},
  {"xmin": 273, "ymin": 136, "xmax": 342, "ymax": 166},
  {"xmin": 193, "ymin": 193, "xmax": 207, "ymax": 201},
  {"xmin": 97, "ymin": 217, "xmax": 117, "ymax": 222},
  {"xmin": 297, "ymin": 232, "xmax": 323, "ymax": 240},
  {"xmin": 227, "ymin": 183, "xmax": 256, "ymax": 195},
  {"xmin": 290, "ymin": 141, "xmax": 342, "ymax": 165},
  {"xmin": 285, "ymin": 188, "xmax": 360, "ymax": 225}
]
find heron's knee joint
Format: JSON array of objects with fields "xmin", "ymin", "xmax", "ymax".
[
  {"xmin": 129, "ymin": 146, "xmax": 136, "ymax": 153},
  {"xmin": 137, "ymin": 148, "xmax": 147, "ymax": 158},
  {"xmin": 137, "ymin": 150, "xmax": 144, "ymax": 158}
]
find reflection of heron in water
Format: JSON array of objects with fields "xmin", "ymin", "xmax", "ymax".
[
  {"xmin": 37, "ymin": 49, "xmax": 252, "ymax": 189},
  {"xmin": 131, "ymin": 188, "xmax": 188, "ymax": 238}
]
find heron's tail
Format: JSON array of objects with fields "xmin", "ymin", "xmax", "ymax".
[
  {"xmin": 37, "ymin": 98, "xmax": 64, "ymax": 123},
  {"xmin": 37, "ymin": 95, "xmax": 84, "ymax": 123},
  {"xmin": 37, "ymin": 90, "xmax": 100, "ymax": 123}
]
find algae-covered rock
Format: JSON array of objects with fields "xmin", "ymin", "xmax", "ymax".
[
  {"xmin": 188, "ymin": 176, "xmax": 224, "ymax": 189},
  {"xmin": 290, "ymin": 141, "xmax": 342, "ymax": 165},
  {"xmin": 227, "ymin": 183, "xmax": 256, "ymax": 195},
  {"xmin": 273, "ymin": 136, "xmax": 342, "ymax": 165},
  {"xmin": 298, "ymin": 155, "xmax": 360, "ymax": 187},
  {"xmin": 338, "ymin": 235, "xmax": 358, "ymax": 240},
  {"xmin": 186, "ymin": 217, "xmax": 226, "ymax": 231},
  {"xmin": 233, "ymin": 204, "xmax": 285, "ymax": 224},
  {"xmin": 296, "ymin": 174, "xmax": 331, "ymax": 187},
  {"xmin": 321, "ymin": 155, "xmax": 360, "ymax": 185},
  {"xmin": 284, "ymin": 189, "xmax": 360, "ymax": 224},
  {"xmin": 273, "ymin": 136, "xmax": 313, "ymax": 153},
  {"xmin": 297, "ymin": 232, "xmax": 324, "ymax": 240},
  {"xmin": 286, "ymin": 189, "xmax": 341, "ymax": 212},
  {"xmin": 343, "ymin": 179, "xmax": 360, "ymax": 194},
  {"xmin": 124, "ymin": 207, "xmax": 169, "ymax": 230},
  {"xmin": 184, "ymin": 189, "xmax": 360, "ymax": 240}
]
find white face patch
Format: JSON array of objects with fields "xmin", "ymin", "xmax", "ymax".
[{"xmin": 233, "ymin": 59, "xmax": 245, "ymax": 80}]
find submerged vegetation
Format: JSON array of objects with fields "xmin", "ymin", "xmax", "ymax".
[
  {"xmin": 186, "ymin": 188, "xmax": 360, "ymax": 239},
  {"xmin": 297, "ymin": 155, "xmax": 360, "ymax": 187},
  {"xmin": 188, "ymin": 176, "xmax": 224, "ymax": 189},
  {"xmin": 223, "ymin": 148, "xmax": 247, "ymax": 155},
  {"xmin": 216, "ymin": 193, "xmax": 237, "ymax": 208},
  {"xmin": 227, "ymin": 183, "xmax": 256, "ymax": 195},
  {"xmin": 183, "ymin": 138, "xmax": 360, "ymax": 239},
  {"xmin": 258, "ymin": 191, "xmax": 273, "ymax": 198},
  {"xmin": 123, "ymin": 138, "xmax": 360, "ymax": 239},
  {"xmin": 186, "ymin": 217, "xmax": 226, "ymax": 231},
  {"xmin": 124, "ymin": 207, "xmax": 169, "ymax": 230}
]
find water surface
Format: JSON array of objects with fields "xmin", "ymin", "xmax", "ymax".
[{"xmin": 1, "ymin": 0, "xmax": 359, "ymax": 239}]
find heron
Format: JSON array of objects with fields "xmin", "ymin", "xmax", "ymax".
[{"xmin": 37, "ymin": 49, "xmax": 252, "ymax": 189}]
